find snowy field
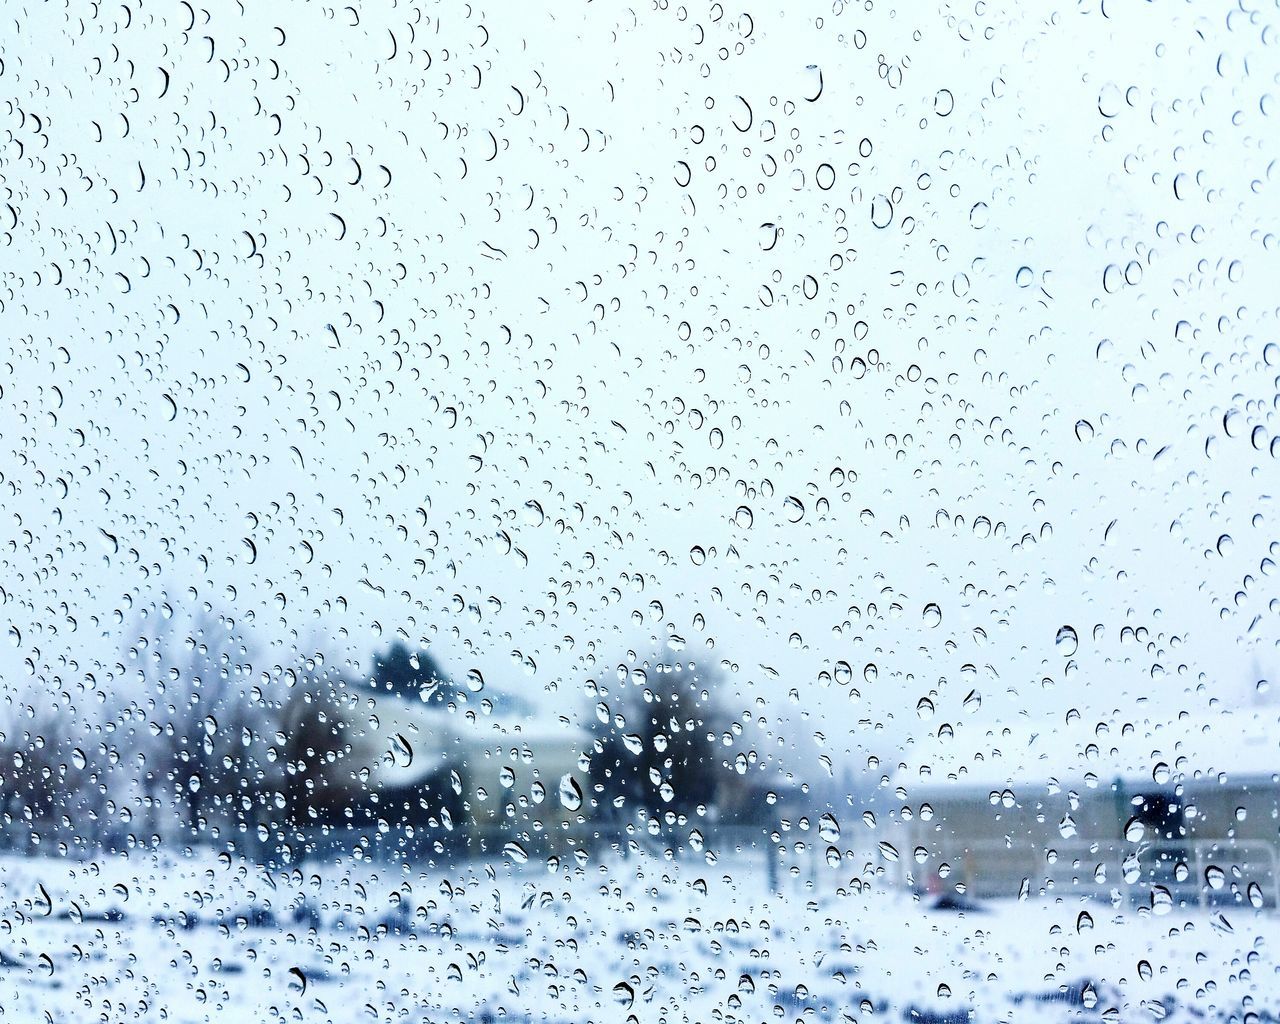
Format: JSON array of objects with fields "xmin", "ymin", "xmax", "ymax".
[{"xmin": 0, "ymin": 846, "xmax": 1275, "ymax": 1024}]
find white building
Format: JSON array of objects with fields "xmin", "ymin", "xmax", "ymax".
[
  {"xmin": 292, "ymin": 690, "xmax": 593, "ymax": 861},
  {"xmin": 882, "ymin": 708, "xmax": 1280, "ymax": 907}
]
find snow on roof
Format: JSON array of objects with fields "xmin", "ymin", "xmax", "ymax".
[
  {"xmin": 895, "ymin": 707, "xmax": 1280, "ymax": 796},
  {"xmin": 449, "ymin": 709, "xmax": 591, "ymax": 747},
  {"xmin": 339, "ymin": 694, "xmax": 592, "ymax": 789},
  {"xmin": 338, "ymin": 697, "xmax": 456, "ymax": 789}
]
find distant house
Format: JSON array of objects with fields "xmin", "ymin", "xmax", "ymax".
[
  {"xmin": 884, "ymin": 709, "xmax": 1280, "ymax": 908},
  {"xmin": 287, "ymin": 689, "xmax": 592, "ymax": 862}
]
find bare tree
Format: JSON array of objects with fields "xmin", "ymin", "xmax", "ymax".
[
  {"xmin": 0, "ymin": 702, "xmax": 66, "ymax": 851},
  {"xmin": 131, "ymin": 601, "xmax": 264, "ymax": 847}
]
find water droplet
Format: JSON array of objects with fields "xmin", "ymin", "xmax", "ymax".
[
  {"xmin": 870, "ymin": 194, "xmax": 895, "ymax": 229},
  {"xmin": 1098, "ymin": 82, "xmax": 1123, "ymax": 117},
  {"xmin": 1123, "ymin": 851, "xmax": 1141, "ymax": 883},
  {"xmin": 802, "ymin": 63, "xmax": 824, "ymax": 102},
  {"xmin": 558, "ymin": 774, "xmax": 583, "ymax": 811}
]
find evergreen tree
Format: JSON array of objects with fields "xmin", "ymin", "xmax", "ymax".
[
  {"xmin": 369, "ymin": 641, "xmax": 456, "ymax": 704},
  {"xmin": 585, "ymin": 652, "xmax": 730, "ymax": 830}
]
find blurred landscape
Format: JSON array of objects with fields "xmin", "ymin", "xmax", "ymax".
[
  {"xmin": 2, "ymin": 602, "xmax": 1277, "ymax": 1024},
  {"xmin": 1, "ymin": 837, "xmax": 1275, "ymax": 1024},
  {"xmin": 0, "ymin": 599, "xmax": 816, "ymax": 865},
  {"xmin": 3, "ymin": 0, "xmax": 1280, "ymax": 1021}
]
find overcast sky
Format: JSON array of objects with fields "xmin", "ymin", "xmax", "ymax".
[{"xmin": 1, "ymin": 1, "xmax": 1276, "ymax": 785}]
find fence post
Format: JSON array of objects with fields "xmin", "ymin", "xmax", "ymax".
[
  {"xmin": 1266, "ymin": 841, "xmax": 1280, "ymax": 911},
  {"xmin": 1192, "ymin": 841, "xmax": 1204, "ymax": 909}
]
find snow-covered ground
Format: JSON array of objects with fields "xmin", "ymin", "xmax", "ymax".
[{"xmin": 0, "ymin": 845, "xmax": 1274, "ymax": 1023}]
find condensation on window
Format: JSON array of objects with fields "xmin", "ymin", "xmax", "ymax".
[{"xmin": 0, "ymin": 2, "xmax": 1277, "ymax": 1022}]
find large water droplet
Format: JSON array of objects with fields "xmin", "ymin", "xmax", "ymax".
[
  {"xmin": 558, "ymin": 774, "xmax": 583, "ymax": 811},
  {"xmin": 870, "ymin": 194, "xmax": 895, "ymax": 229}
]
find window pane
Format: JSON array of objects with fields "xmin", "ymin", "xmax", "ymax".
[{"xmin": 1, "ymin": 2, "xmax": 1275, "ymax": 1022}]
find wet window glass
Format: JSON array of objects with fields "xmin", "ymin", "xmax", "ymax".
[{"xmin": 1, "ymin": 2, "xmax": 1277, "ymax": 1022}]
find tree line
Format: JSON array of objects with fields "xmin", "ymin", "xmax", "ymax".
[{"xmin": 0, "ymin": 598, "xmax": 779, "ymax": 861}]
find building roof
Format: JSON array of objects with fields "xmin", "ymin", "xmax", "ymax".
[
  {"xmin": 337, "ymin": 693, "xmax": 591, "ymax": 790},
  {"xmin": 894, "ymin": 707, "xmax": 1280, "ymax": 797}
]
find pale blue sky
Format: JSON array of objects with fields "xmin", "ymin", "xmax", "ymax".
[{"xmin": 1, "ymin": 1, "xmax": 1276, "ymax": 784}]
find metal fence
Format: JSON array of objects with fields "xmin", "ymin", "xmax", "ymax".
[
  {"xmin": 893, "ymin": 838, "xmax": 1280, "ymax": 909},
  {"xmin": 281, "ymin": 821, "xmax": 785, "ymax": 871}
]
